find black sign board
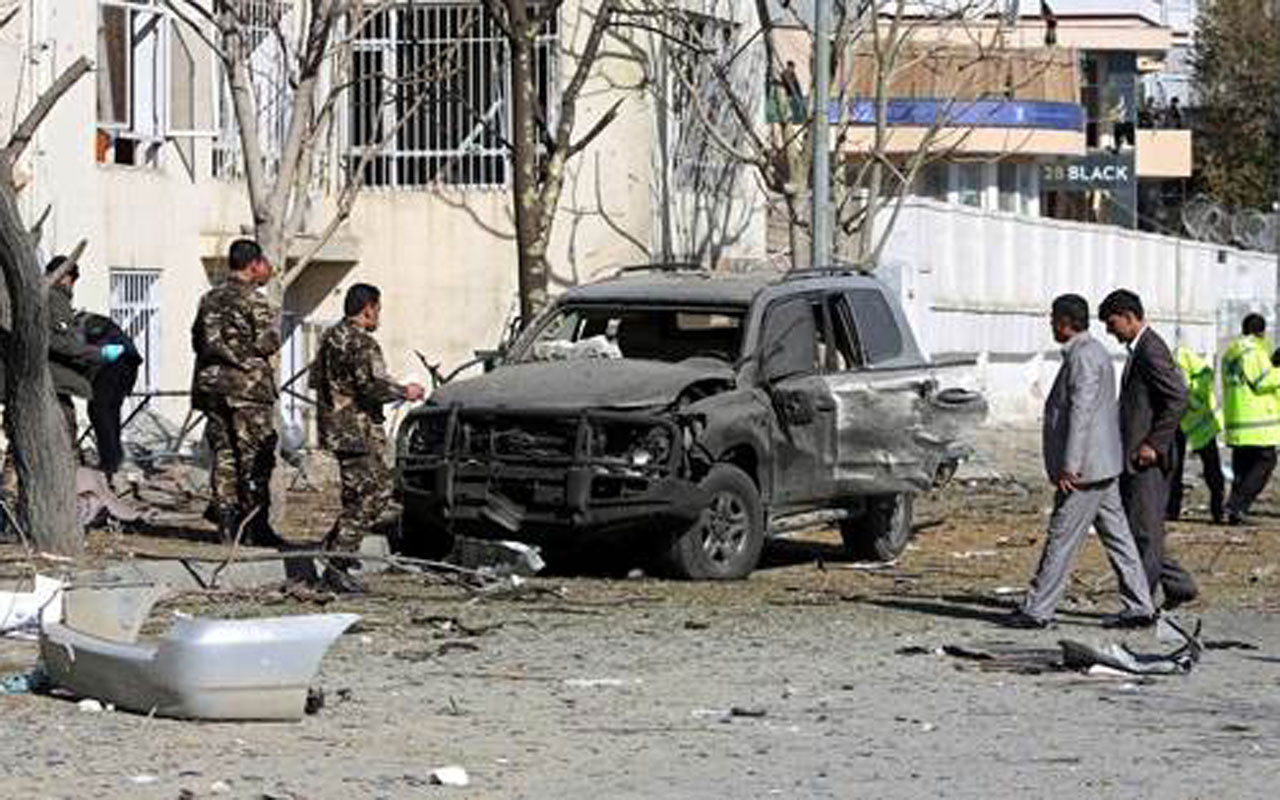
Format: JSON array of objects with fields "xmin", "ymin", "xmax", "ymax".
[{"xmin": 1041, "ymin": 153, "xmax": 1136, "ymax": 191}]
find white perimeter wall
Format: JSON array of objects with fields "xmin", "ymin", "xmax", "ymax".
[{"xmin": 879, "ymin": 200, "xmax": 1278, "ymax": 425}]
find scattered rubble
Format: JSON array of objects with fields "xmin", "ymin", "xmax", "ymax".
[
  {"xmin": 1059, "ymin": 618, "xmax": 1203, "ymax": 676},
  {"xmin": 449, "ymin": 537, "xmax": 545, "ymax": 577},
  {"xmin": 76, "ymin": 467, "xmax": 146, "ymax": 529}
]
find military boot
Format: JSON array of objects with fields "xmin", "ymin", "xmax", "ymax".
[
  {"xmin": 216, "ymin": 507, "xmax": 242, "ymax": 545},
  {"xmin": 245, "ymin": 503, "xmax": 288, "ymax": 549},
  {"xmin": 320, "ymin": 556, "xmax": 366, "ymax": 594}
]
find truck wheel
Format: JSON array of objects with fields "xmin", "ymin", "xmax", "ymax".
[
  {"xmin": 840, "ymin": 494, "xmax": 914, "ymax": 562},
  {"xmin": 664, "ymin": 464, "xmax": 765, "ymax": 580}
]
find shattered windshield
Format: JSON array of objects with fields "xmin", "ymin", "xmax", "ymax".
[{"xmin": 519, "ymin": 305, "xmax": 745, "ymax": 364}]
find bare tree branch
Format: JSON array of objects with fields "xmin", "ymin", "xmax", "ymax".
[
  {"xmin": 44, "ymin": 239, "xmax": 88, "ymax": 287},
  {"xmin": 28, "ymin": 204, "xmax": 51, "ymax": 247},
  {"xmin": 3, "ymin": 57, "xmax": 92, "ymax": 167},
  {"xmin": 567, "ymin": 96, "xmax": 625, "ymax": 158}
]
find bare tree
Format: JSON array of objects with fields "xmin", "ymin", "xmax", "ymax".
[
  {"xmin": 481, "ymin": 0, "xmax": 623, "ymax": 323},
  {"xmin": 676, "ymin": 0, "xmax": 1057, "ymax": 268},
  {"xmin": 0, "ymin": 3, "xmax": 91, "ymax": 554},
  {"xmin": 163, "ymin": 1, "xmax": 352, "ymax": 298}
]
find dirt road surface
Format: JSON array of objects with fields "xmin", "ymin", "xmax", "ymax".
[{"xmin": 3, "ymin": 429, "xmax": 1280, "ymax": 799}]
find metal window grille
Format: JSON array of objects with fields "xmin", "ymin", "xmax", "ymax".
[
  {"xmin": 346, "ymin": 2, "xmax": 558, "ymax": 189},
  {"xmin": 212, "ymin": 1, "xmax": 293, "ymax": 181},
  {"xmin": 108, "ymin": 269, "xmax": 161, "ymax": 413}
]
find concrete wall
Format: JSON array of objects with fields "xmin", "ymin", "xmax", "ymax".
[{"xmin": 880, "ymin": 200, "xmax": 1278, "ymax": 424}]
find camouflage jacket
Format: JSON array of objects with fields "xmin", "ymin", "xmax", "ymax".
[
  {"xmin": 190, "ymin": 279, "xmax": 281, "ymax": 408},
  {"xmin": 312, "ymin": 319, "xmax": 406, "ymax": 454},
  {"xmin": 49, "ymin": 284, "xmax": 101, "ymax": 399}
]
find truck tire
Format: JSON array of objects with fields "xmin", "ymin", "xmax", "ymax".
[
  {"xmin": 840, "ymin": 494, "xmax": 914, "ymax": 562},
  {"xmin": 664, "ymin": 464, "xmax": 765, "ymax": 580}
]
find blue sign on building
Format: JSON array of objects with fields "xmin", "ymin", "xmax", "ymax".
[{"xmin": 833, "ymin": 99, "xmax": 1086, "ymax": 131}]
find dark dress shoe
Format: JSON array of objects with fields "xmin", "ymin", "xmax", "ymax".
[
  {"xmin": 1002, "ymin": 610, "xmax": 1053, "ymax": 629},
  {"xmin": 1211, "ymin": 502, "xmax": 1225, "ymax": 524},
  {"xmin": 1162, "ymin": 592, "xmax": 1196, "ymax": 612},
  {"xmin": 1101, "ymin": 614, "xmax": 1157, "ymax": 629}
]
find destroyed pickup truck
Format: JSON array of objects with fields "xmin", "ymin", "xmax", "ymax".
[{"xmin": 396, "ymin": 266, "xmax": 985, "ymax": 579}]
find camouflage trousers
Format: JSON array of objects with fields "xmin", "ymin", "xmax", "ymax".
[
  {"xmin": 204, "ymin": 402, "xmax": 277, "ymax": 521},
  {"xmin": 325, "ymin": 451, "xmax": 394, "ymax": 553}
]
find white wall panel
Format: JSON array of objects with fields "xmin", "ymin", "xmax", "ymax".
[{"xmin": 879, "ymin": 200, "xmax": 1277, "ymax": 423}]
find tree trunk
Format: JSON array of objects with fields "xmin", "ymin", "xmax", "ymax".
[
  {"xmin": 0, "ymin": 163, "xmax": 80, "ymax": 555},
  {"xmin": 508, "ymin": 0, "xmax": 548, "ymax": 325}
]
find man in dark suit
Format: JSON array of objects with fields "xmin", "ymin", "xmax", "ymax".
[{"xmin": 1099, "ymin": 289, "xmax": 1198, "ymax": 609}]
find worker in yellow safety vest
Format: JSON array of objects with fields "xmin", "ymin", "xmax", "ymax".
[
  {"xmin": 1166, "ymin": 346, "xmax": 1225, "ymax": 522},
  {"xmin": 1221, "ymin": 313, "xmax": 1280, "ymax": 524}
]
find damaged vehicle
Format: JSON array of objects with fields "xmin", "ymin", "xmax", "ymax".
[{"xmin": 396, "ymin": 266, "xmax": 986, "ymax": 579}]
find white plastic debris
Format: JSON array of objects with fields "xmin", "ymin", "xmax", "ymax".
[
  {"xmin": 0, "ymin": 575, "xmax": 64, "ymax": 639},
  {"xmin": 209, "ymin": 779, "xmax": 231, "ymax": 794},
  {"xmin": 42, "ymin": 606, "xmax": 360, "ymax": 720},
  {"xmin": 531, "ymin": 335, "xmax": 621, "ymax": 362},
  {"xmin": 128, "ymin": 775, "xmax": 158, "ymax": 785},
  {"xmin": 430, "ymin": 766, "xmax": 470, "ymax": 787},
  {"xmin": 562, "ymin": 678, "xmax": 637, "ymax": 688},
  {"xmin": 78, "ymin": 699, "xmax": 105, "ymax": 713},
  {"xmin": 950, "ymin": 550, "xmax": 998, "ymax": 560},
  {"xmin": 1086, "ymin": 665, "xmax": 1131, "ymax": 678}
]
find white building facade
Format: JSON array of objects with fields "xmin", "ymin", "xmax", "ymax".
[{"xmin": 1, "ymin": 0, "xmax": 767, "ymax": 437}]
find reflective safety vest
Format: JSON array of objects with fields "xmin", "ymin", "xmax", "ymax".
[
  {"xmin": 1177, "ymin": 346, "xmax": 1223, "ymax": 451},
  {"xmin": 1221, "ymin": 335, "xmax": 1280, "ymax": 447}
]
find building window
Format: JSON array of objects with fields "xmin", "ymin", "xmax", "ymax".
[
  {"xmin": 956, "ymin": 163, "xmax": 984, "ymax": 208},
  {"xmin": 96, "ymin": 1, "xmax": 216, "ymax": 167},
  {"xmin": 109, "ymin": 269, "xmax": 161, "ymax": 409},
  {"xmin": 917, "ymin": 162, "xmax": 949, "ymax": 202},
  {"xmin": 212, "ymin": 1, "xmax": 292, "ymax": 181},
  {"xmin": 346, "ymin": 2, "xmax": 558, "ymax": 189},
  {"xmin": 1017, "ymin": 162, "xmax": 1038, "ymax": 215},
  {"xmin": 997, "ymin": 162, "xmax": 1018, "ymax": 212}
]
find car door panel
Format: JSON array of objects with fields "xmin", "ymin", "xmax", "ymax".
[
  {"xmin": 826, "ymin": 290, "xmax": 986, "ymax": 495},
  {"xmin": 758, "ymin": 295, "xmax": 837, "ymax": 509},
  {"xmin": 827, "ymin": 370, "xmax": 941, "ymax": 494}
]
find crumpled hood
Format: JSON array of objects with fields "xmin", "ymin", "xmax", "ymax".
[{"xmin": 429, "ymin": 359, "xmax": 734, "ymax": 410}]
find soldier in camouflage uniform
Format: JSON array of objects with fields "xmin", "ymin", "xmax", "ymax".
[
  {"xmin": 190, "ymin": 239, "xmax": 283, "ymax": 546},
  {"xmin": 312, "ymin": 283, "xmax": 424, "ymax": 591}
]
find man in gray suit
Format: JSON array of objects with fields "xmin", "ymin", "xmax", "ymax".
[{"xmin": 1005, "ymin": 295, "xmax": 1156, "ymax": 628}]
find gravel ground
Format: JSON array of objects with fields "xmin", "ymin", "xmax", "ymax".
[{"xmin": 2, "ymin": 428, "xmax": 1280, "ymax": 799}]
